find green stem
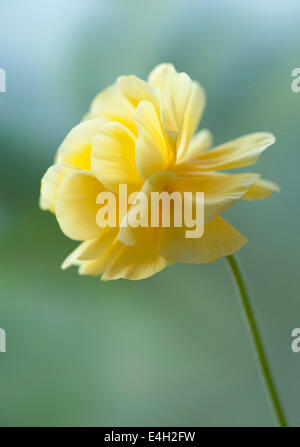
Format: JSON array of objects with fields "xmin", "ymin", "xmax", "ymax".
[{"xmin": 226, "ymin": 254, "xmax": 287, "ymax": 427}]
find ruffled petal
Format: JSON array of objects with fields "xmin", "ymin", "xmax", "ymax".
[
  {"xmin": 104, "ymin": 229, "xmax": 172, "ymax": 280},
  {"xmin": 177, "ymin": 81, "xmax": 206, "ymax": 158},
  {"xmin": 243, "ymin": 178, "xmax": 280, "ymax": 200},
  {"xmin": 62, "ymin": 229, "xmax": 118, "ymax": 269},
  {"xmin": 161, "ymin": 72, "xmax": 191, "ymax": 138},
  {"xmin": 55, "ymin": 171, "xmax": 106, "ymax": 241},
  {"xmin": 40, "ymin": 163, "xmax": 77, "ymax": 213},
  {"xmin": 91, "ymin": 121, "xmax": 142, "ymax": 194},
  {"xmin": 118, "ymin": 169, "xmax": 256, "ymax": 247},
  {"xmin": 84, "ymin": 83, "xmax": 137, "ymax": 135},
  {"xmin": 117, "ymin": 75, "xmax": 160, "ymax": 112},
  {"xmin": 135, "ymin": 101, "xmax": 170, "ymax": 179},
  {"xmin": 161, "ymin": 73, "xmax": 205, "ymax": 159},
  {"xmin": 158, "ymin": 216, "xmax": 247, "ymax": 263},
  {"xmin": 61, "ymin": 240, "xmax": 95, "ymax": 270},
  {"xmin": 179, "ymin": 129, "xmax": 212, "ymax": 163},
  {"xmin": 148, "ymin": 63, "xmax": 177, "ymax": 92},
  {"xmin": 118, "ymin": 171, "xmax": 178, "ymax": 246},
  {"xmin": 80, "ymin": 228, "xmax": 172, "ymax": 280},
  {"xmin": 175, "ymin": 171, "xmax": 259, "ymax": 223},
  {"xmin": 192, "ymin": 133, "xmax": 275, "ymax": 170},
  {"xmin": 56, "ymin": 118, "xmax": 108, "ymax": 170}
]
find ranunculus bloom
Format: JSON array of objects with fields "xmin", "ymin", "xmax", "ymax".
[{"xmin": 40, "ymin": 63, "xmax": 279, "ymax": 280}]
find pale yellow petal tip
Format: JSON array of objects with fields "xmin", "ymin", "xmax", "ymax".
[
  {"xmin": 147, "ymin": 63, "xmax": 177, "ymax": 85},
  {"xmin": 249, "ymin": 132, "xmax": 275, "ymax": 147},
  {"xmin": 260, "ymin": 131, "xmax": 276, "ymax": 143},
  {"xmin": 39, "ymin": 184, "xmax": 54, "ymax": 212},
  {"xmin": 100, "ymin": 273, "xmax": 123, "ymax": 282},
  {"xmin": 243, "ymin": 178, "xmax": 280, "ymax": 201},
  {"xmin": 101, "ymin": 266, "xmax": 169, "ymax": 282},
  {"xmin": 100, "ymin": 275, "xmax": 137, "ymax": 282},
  {"xmin": 39, "ymin": 183, "xmax": 49, "ymax": 211},
  {"xmin": 61, "ymin": 256, "xmax": 84, "ymax": 272},
  {"xmin": 61, "ymin": 256, "xmax": 79, "ymax": 270},
  {"xmin": 255, "ymin": 132, "xmax": 276, "ymax": 152},
  {"xmin": 150, "ymin": 62, "xmax": 176, "ymax": 73},
  {"xmin": 78, "ymin": 265, "xmax": 86, "ymax": 276},
  {"xmin": 61, "ymin": 259, "xmax": 70, "ymax": 270}
]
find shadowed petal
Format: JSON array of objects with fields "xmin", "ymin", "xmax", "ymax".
[
  {"xmin": 176, "ymin": 171, "xmax": 259, "ymax": 223},
  {"xmin": 135, "ymin": 101, "xmax": 170, "ymax": 179},
  {"xmin": 179, "ymin": 129, "xmax": 212, "ymax": 163},
  {"xmin": 243, "ymin": 178, "xmax": 280, "ymax": 200},
  {"xmin": 118, "ymin": 75, "xmax": 160, "ymax": 112},
  {"xmin": 158, "ymin": 216, "xmax": 247, "ymax": 263},
  {"xmin": 55, "ymin": 171, "xmax": 106, "ymax": 241},
  {"xmin": 56, "ymin": 118, "xmax": 109, "ymax": 170},
  {"xmin": 80, "ymin": 228, "xmax": 172, "ymax": 280},
  {"xmin": 84, "ymin": 83, "xmax": 137, "ymax": 135},
  {"xmin": 192, "ymin": 132, "xmax": 275, "ymax": 170},
  {"xmin": 40, "ymin": 163, "xmax": 77, "ymax": 213},
  {"xmin": 62, "ymin": 229, "xmax": 118, "ymax": 270},
  {"xmin": 91, "ymin": 121, "xmax": 142, "ymax": 194},
  {"xmin": 177, "ymin": 81, "xmax": 206, "ymax": 158},
  {"xmin": 161, "ymin": 72, "xmax": 191, "ymax": 144}
]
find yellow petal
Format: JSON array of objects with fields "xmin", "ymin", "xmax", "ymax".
[
  {"xmin": 177, "ymin": 81, "xmax": 206, "ymax": 157},
  {"xmin": 103, "ymin": 229, "xmax": 172, "ymax": 280},
  {"xmin": 61, "ymin": 240, "xmax": 95, "ymax": 270},
  {"xmin": 161, "ymin": 73, "xmax": 205, "ymax": 159},
  {"xmin": 176, "ymin": 171, "xmax": 259, "ymax": 223},
  {"xmin": 119, "ymin": 170, "xmax": 255, "ymax": 246},
  {"xmin": 55, "ymin": 171, "xmax": 106, "ymax": 241},
  {"xmin": 40, "ymin": 163, "xmax": 77, "ymax": 213},
  {"xmin": 193, "ymin": 132, "xmax": 275, "ymax": 170},
  {"xmin": 85, "ymin": 83, "xmax": 137, "ymax": 135},
  {"xmin": 118, "ymin": 171, "xmax": 178, "ymax": 246},
  {"xmin": 76, "ymin": 229, "xmax": 119, "ymax": 276},
  {"xmin": 62, "ymin": 229, "xmax": 117, "ymax": 270},
  {"xmin": 91, "ymin": 121, "xmax": 142, "ymax": 194},
  {"xmin": 80, "ymin": 228, "xmax": 172, "ymax": 280},
  {"xmin": 158, "ymin": 216, "xmax": 247, "ymax": 263},
  {"xmin": 56, "ymin": 118, "xmax": 108, "ymax": 170},
  {"xmin": 243, "ymin": 178, "xmax": 280, "ymax": 200},
  {"xmin": 148, "ymin": 63, "xmax": 177, "ymax": 92},
  {"xmin": 179, "ymin": 129, "xmax": 212, "ymax": 163},
  {"xmin": 117, "ymin": 75, "xmax": 160, "ymax": 112},
  {"xmin": 135, "ymin": 101, "xmax": 170, "ymax": 179},
  {"xmin": 161, "ymin": 72, "xmax": 192, "ymax": 134}
]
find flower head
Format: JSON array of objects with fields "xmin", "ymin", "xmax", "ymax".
[{"xmin": 40, "ymin": 63, "xmax": 279, "ymax": 280}]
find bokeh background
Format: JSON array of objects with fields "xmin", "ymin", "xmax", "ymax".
[{"xmin": 1, "ymin": 0, "xmax": 300, "ymax": 427}]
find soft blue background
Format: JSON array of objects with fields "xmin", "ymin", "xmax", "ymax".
[{"xmin": 0, "ymin": 0, "xmax": 300, "ymax": 426}]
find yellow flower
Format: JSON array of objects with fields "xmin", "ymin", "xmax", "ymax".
[{"xmin": 40, "ymin": 63, "xmax": 279, "ymax": 280}]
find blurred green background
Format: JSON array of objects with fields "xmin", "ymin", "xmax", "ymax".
[{"xmin": 1, "ymin": 0, "xmax": 300, "ymax": 427}]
